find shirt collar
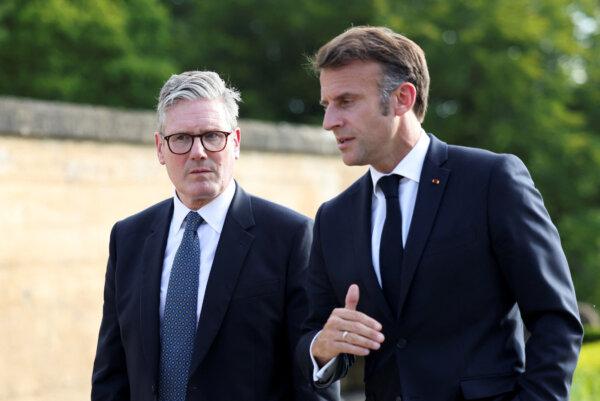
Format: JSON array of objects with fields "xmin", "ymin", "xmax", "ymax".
[
  {"xmin": 172, "ymin": 180, "xmax": 236, "ymax": 234},
  {"xmin": 370, "ymin": 130, "xmax": 431, "ymax": 190}
]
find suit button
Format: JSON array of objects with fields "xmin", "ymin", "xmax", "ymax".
[
  {"xmin": 396, "ymin": 338, "xmax": 407, "ymax": 349},
  {"xmin": 396, "ymin": 397, "xmax": 402, "ymax": 401},
  {"xmin": 151, "ymin": 384, "xmax": 157, "ymax": 395},
  {"xmin": 190, "ymin": 385, "xmax": 199, "ymax": 391}
]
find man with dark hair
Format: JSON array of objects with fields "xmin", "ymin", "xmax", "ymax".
[
  {"xmin": 92, "ymin": 70, "xmax": 339, "ymax": 401},
  {"xmin": 297, "ymin": 26, "xmax": 582, "ymax": 401}
]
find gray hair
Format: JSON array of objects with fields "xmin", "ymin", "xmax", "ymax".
[
  {"xmin": 378, "ymin": 65, "xmax": 407, "ymax": 116},
  {"xmin": 156, "ymin": 71, "xmax": 242, "ymax": 133}
]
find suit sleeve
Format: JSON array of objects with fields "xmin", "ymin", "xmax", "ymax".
[
  {"xmin": 91, "ymin": 223, "xmax": 130, "ymax": 401},
  {"xmin": 295, "ymin": 206, "xmax": 352, "ymax": 389},
  {"xmin": 488, "ymin": 155, "xmax": 583, "ymax": 401},
  {"xmin": 286, "ymin": 217, "xmax": 341, "ymax": 401}
]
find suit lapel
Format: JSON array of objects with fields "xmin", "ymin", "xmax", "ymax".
[
  {"xmin": 139, "ymin": 199, "xmax": 173, "ymax": 381},
  {"xmin": 397, "ymin": 134, "xmax": 450, "ymax": 317},
  {"xmin": 188, "ymin": 184, "xmax": 255, "ymax": 375},
  {"xmin": 352, "ymin": 173, "xmax": 395, "ymax": 323}
]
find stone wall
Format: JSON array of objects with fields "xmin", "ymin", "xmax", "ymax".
[
  {"xmin": 0, "ymin": 97, "xmax": 364, "ymax": 401},
  {"xmin": 0, "ymin": 96, "xmax": 339, "ymax": 154}
]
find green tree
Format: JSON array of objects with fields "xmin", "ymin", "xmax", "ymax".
[
  {"xmin": 566, "ymin": 4, "xmax": 600, "ymax": 307},
  {"xmin": 0, "ymin": 0, "xmax": 174, "ymax": 108},
  {"xmin": 165, "ymin": 0, "xmax": 375, "ymax": 122}
]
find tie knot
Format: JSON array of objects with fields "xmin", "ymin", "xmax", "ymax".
[
  {"xmin": 378, "ymin": 174, "xmax": 401, "ymax": 199},
  {"xmin": 185, "ymin": 211, "xmax": 203, "ymax": 232}
]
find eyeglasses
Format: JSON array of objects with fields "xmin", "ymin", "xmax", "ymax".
[{"xmin": 162, "ymin": 131, "xmax": 232, "ymax": 154}]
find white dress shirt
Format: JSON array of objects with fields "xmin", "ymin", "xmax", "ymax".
[
  {"xmin": 312, "ymin": 131, "xmax": 431, "ymax": 382},
  {"xmin": 159, "ymin": 180, "xmax": 236, "ymax": 324},
  {"xmin": 368, "ymin": 132, "xmax": 430, "ymax": 286}
]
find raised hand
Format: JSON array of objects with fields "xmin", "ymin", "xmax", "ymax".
[{"xmin": 311, "ymin": 284, "xmax": 385, "ymax": 366}]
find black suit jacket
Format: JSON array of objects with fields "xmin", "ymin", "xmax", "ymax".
[
  {"xmin": 92, "ymin": 184, "xmax": 340, "ymax": 401},
  {"xmin": 297, "ymin": 135, "xmax": 582, "ymax": 401}
]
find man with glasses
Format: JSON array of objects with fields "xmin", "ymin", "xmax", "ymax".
[{"xmin": 92, "ymin": 71, "xmax": 339, "ymax": 401}]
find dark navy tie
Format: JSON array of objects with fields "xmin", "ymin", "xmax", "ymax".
[
  {"xmin": 379, "ymin": 174, "xmax": 403, "ymax": 317},
  {"xmin": 159, "ymin": 211, "xmax": 203, "ymax": 401}
]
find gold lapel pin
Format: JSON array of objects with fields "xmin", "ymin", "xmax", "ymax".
[{"xmin": 431, "ymin": 178, "xmax": 440, "ymax": 185}]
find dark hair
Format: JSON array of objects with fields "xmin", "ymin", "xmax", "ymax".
[{"xmin": 312, "ymin": 26, "xmax": 430, "ymax": 121}]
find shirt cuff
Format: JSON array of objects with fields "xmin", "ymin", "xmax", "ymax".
[{"xmin": 310, "ymin": 330, "xmax": 339, "ymax": 383}]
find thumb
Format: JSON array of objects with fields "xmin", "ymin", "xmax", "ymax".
[{"xmin": 344, "ymin": 284, "xmax": 360, "ymax": 311}]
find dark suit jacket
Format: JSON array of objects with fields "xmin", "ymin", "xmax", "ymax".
[
  {"xmin": 92, "ymin": 184, "xmax": 339, "ymax": 401},
  {"xmin": 297, "ymin": 134, "xmax": 583, "ymax": 401}
]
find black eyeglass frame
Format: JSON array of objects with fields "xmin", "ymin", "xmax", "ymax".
[{"xmin": 161, "ymin": 131, "xmax": 232, "ymax": 154}]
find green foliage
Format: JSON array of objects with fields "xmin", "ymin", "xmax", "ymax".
[
  {"xmin": 164, "ymin": 0, "xmax": 375, "ymax": 123},
  {"xmin": 583, "ymin": 325, "xmax": 600, "ymax": 343},
  {"xmin": 0, "ymin": 0, "xmax": 175, "ymax": 108},
  {"xmin": 571, "ymin": 341, "xmax": 600, "ymax": 401}
]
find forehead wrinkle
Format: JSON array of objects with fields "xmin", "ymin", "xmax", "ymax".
[{"xmin": 164, "ymin": 101, "xmax": 230, "ymax": 135}]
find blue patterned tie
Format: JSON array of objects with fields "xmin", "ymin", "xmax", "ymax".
[
  {"xmin": 379, "ymin": 174, "xmax": 403, "ymax": 317},
  {"xmin": 159, "ymin": 211, "xmax": 203, "ymax": 401}
]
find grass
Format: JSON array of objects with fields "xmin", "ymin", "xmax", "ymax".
[{"xmin": 571, "ymin": 341, "xmax": 600, "ymax": 401}]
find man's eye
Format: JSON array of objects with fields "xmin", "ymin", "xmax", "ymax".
[
  {"xmin": 173, "ymin": 134, "xmax": 188, "ymax": 142},
  {"xmin": 204, "ymin": 132, "xmax": 219, "ymax": 140}
]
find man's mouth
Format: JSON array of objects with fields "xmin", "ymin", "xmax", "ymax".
[{"xmin": 189, "ymin": 168, "xmax": 212, "ymax": 174}]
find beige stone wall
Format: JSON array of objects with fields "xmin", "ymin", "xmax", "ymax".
[{"xmin": 0, "ymin": 135, "xmax": 364, "ymax": 401}]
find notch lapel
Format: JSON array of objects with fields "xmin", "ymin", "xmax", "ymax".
[
  {"xmin": 352, "ymin": 173, "xmax": 395, "ymax": 323},
  {"xmin": 397, "ymin": 135, "xmax": 450, "ymax": 317},
  {"xmin": 188, "ymin": 185, "xmax": 255, "ymax": 375},
  {"xmin": 139, "ymin": 199, "xmax": 174, "ymax": 382}
]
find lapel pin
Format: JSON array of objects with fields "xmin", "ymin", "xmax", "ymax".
[{"xmin": 431, "ymin": 178, "xmax": 440, "ymax": 185}]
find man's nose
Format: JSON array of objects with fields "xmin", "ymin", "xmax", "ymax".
[
  {"xmin": 322, "ymin": 106, "xmax": 342, "ymax": 131},
  {"xmin": 189, "ymin": 136, "xmax": 207, "ymax": 158}
]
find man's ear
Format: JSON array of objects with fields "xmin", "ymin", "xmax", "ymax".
[
  {"xmin": 393, "ymin": 82, "xmax": 417, "ymax": 117},
  {"xmin": 154, "ymin": 132, "xmax": 166, "ymax": 165},
  {"xmin": 232, "ymin": 128, "xmax": 241, "ymax": 159}
]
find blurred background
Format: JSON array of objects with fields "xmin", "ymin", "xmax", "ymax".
[{"xmin": 0, "ymin": 0, "xmax": 599, "ymax": 400}]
